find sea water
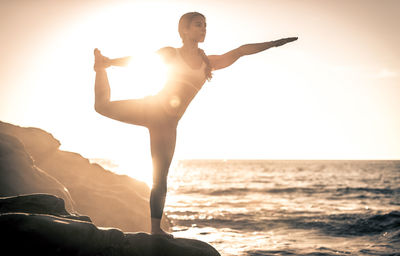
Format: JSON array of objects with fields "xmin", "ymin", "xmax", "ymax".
[{"xmin": 165, "ymin": 160, "xmax": 400, "ymax": 256}]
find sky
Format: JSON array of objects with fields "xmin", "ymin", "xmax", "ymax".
[{"xmin": 1, "ymin": 0, "xmax": 399, "ymax": 182}]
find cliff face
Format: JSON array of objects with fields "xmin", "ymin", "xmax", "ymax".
[{"xmin": 0, "ymin": 121, "xmax": 169, "ymax": 232}]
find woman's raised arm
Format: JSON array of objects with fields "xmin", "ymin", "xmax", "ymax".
[{"xmin": 208, "ymin": 37, "xmax": 298, "ymax": 71}]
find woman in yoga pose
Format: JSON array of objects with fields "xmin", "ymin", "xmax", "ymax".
[{"xmin": 93, "ymin": 12, "xmax": 297, "ymax": 237}]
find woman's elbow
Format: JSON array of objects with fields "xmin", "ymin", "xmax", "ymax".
[{"xmin": 238, "ymin": 45, "xmax": 250, "ymax": 56}]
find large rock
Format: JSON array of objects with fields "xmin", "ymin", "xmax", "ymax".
[
  {"xmin": 0, "ymin": 194, "xmax": 220, "ymax": 256},
  {"xmin": 0, "ymin": 121, "xmax": 169, "ymax": 232},
  {"xmin": 0, "ymin": 133, "xmax": 75, "ymax": 212},
  {"xmin": 0, "ymin": 121, "xmax": 60, "ymax": 161},
  {"xmin": 0, "ymin": 193, "xmax": 89, "ymax": 222}
]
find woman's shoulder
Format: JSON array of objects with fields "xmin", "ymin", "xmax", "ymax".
[{"xmin": 156, "ymin": 47, "xmax": 177, "ymax": 63}]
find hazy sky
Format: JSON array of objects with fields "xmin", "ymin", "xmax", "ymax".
[{"xmin": 1, "ymin": 0, "xmax": 399, "ymax": 179}]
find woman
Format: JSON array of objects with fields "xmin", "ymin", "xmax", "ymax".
[{"xmin": 93, "ymin": 12, "xmax": 297, "ymax": 238}]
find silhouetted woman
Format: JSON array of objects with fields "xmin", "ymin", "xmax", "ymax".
[{"xmin": 93, "ymin": 12, "xmax": 297, "ymax": 238}]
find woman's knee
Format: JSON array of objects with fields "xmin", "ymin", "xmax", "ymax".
[
  {"xmin": 94, "ymin": 102, "xmax": 109, "ymax": 116},
  {"xmin": 152, "ymin": 178, "xmax": 167, "ymax": 195},
  {"xmin": 153, "ymin": 169, "xmax": 167, "ymax": 186}
]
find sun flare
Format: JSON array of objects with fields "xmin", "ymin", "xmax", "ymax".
[{"xmin": 111, "ymin": 53, "xmax": 168, "ymax": 99}]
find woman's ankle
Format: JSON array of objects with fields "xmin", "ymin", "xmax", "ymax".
[
  {"xmin": 94, "ymin": 65, "xmax": 107, "ymax": 72},
  {"xmin": 151, "ymin": 218, "xmax": 165, "ymax": 232},
  {"xmin": 151, "ymin": 217, "xmax": 161, "ymax": 228}
]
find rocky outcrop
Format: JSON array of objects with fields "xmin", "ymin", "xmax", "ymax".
[
  {"xmin": 0, "ymin": 121, "xmax": 169, "ymax": 232},
  {"xmin": 0, "ymin": 194, "xmax": 220, "ymax": 256},
  {"xmin": 0, "ymin": 121, "xmax": 61, "ymax": 162},
  {"xmin": 0, "ymin": 133, "xmax": 75, "ymax": 212},
  {"xmin": 0, "ymin": 193, "xmax": 90, "ymax": 222}
]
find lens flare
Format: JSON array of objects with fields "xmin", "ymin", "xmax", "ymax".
[{"xmin": 169, "ymin": 95, "xmax": 181, "ymax": 108}]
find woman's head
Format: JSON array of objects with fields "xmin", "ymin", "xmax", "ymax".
[
  {"xmin": 178, "ymin": 12, "xmax": 212, "ymax": 81},
  {"xmin": 178, "ymin": 12, "xmax": 206, "ymax": 43}
]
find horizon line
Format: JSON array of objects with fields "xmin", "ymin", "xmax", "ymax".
[{"xmin": 177, "ymin": 158, "xmax": 400, "ymax": 161}]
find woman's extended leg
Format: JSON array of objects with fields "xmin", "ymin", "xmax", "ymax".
[
  {"xmin": 94, "ymin": 49, "xmax": 150, "ymax": 126},
  {"xmin": 149, "ymin": 125, "xmax": 177, "ymax": 237}
]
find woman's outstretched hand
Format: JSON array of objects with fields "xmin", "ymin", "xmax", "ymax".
[{"xmin": 273, "ymin": 37, "xmax": 298, "ymax": 47}]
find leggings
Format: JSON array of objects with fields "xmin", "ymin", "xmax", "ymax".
[
  {"xmin": 148, "ymin": 125, "xmax": 176, "ymax": 219},
  {"xmin": 94, "ymin": 70, "xmax": 178, "ymax": 219}
]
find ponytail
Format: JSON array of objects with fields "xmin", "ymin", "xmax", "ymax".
[{"xmin": 198, "ymin": 48, "xmax": 213, "ymax": 81}]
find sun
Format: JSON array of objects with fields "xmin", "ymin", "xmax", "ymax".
[
  {"xmin": 84, "ymin": 2, "xmax": 178, "ymax": 100},
  {"xmin": 109, "ymin": 52, "xmax": 168, "ymax": 100}
]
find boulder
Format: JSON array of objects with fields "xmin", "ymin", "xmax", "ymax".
[
  {"xmin": 0, "ymin": 193, "xmax": 89, "ymax": 222},
  {"xmin": 0, "ymin": 121, "xmax": 60, "ymax": 162},
  {"xmin": 0, "ymin": 194, "xmax": 220, "ymax": 256},
  {"xmin": 0, "ymin": 132, "xmax": 75, "ymax": 212}
]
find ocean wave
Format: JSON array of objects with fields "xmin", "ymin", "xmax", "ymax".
[
  {"xmin": 348, "ymin": 211, "xmax": 400, "ymax": 235},
  {"xmin": 170, "ymin": 210, "xmax": 400, "ymax": 240},
  {"xmin": 179, "ymin": 186, "xmax": 400, "ymax": 198},
  {"xmin": 285, "ymin": 211, "xmax": 400, "ymax": 239},
  {"xmin": 169, "ymin": 213, "xmax": 278, "ymax": 232},
  {"xmin": 246, "ymin": 248, "xmax": 352, "ymax": 256},
  {"xmin": 247, "ymin": 244, "xmax": 400, "ymax": 256},
  {"xmin": 335, "ymin": 187, "xmax": 400, "ymax": 196},
  {"xmin": 179, "ymin": 186, "xmax": 322, "ymax": 196},
  {"xmin": 180, "ymin": 186, "xmax": 400, "ymax": 201}
]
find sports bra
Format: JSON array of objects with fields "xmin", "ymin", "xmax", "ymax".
[{"xmin": 167, "ymin": 48, "xmax": 207, "ymax": 91}]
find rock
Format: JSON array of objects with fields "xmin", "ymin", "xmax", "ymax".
[
  {"xmin": 0, "ymin": 193, "xmax": 90, "ymax": 222},
  {"xmin": 0, "ymin": 194, "xmax": 220, "ymax": 256},
  {"xmin": 122, "ymin": 233, "xmax": 221, "ymax": 256},
  {"xmin": 0, "ymin": 133, "xmax": 75, "ymax": 212},
  {"xmin": 37, "ymin": 150, "xmax": 156, "ymax": 232},
  {"xmin": 0, "ymin": 121, "xmax": 60, "ymax": 162},
  {"xmin": 0, "ymin": 121, "xmax": 170, "ymax": 232}
]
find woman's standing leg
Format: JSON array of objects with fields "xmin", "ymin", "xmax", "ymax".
[
  {"xmin": 149, "ymin": 125, "xmax": 177, "ymax": 237},
  {"xmin": 94, "ymin": 48, "xmax": 176, "ymax": 236}
]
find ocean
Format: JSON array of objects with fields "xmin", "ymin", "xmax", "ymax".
[{"xmin": 164, "ymin": 160, "xmax": 400, "ymax": 256}]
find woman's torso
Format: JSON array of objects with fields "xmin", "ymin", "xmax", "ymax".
[{"xmin": 157, "ymin": 48, "xmax": 207, "ymax": 118}]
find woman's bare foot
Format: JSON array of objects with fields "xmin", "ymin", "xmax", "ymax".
[
  {"xmin": 151, "ymin": 229, "xmax": 174, "ymax": 239},
  {"xmin": 93, "ymin": 48, "xmax": 110, "ymax": 71},
  {"xmin": 151, "ymin": 218, "xmax": 174, "ymax": 239}
]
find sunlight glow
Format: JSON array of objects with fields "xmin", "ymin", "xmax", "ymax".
[
  {"xmin": 58, "ymin": 2, "xmax": 177, "ymax": 185},
  {"xmin": 109, "ymin": 52, "xmax": 168, "ymax": 100}
]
